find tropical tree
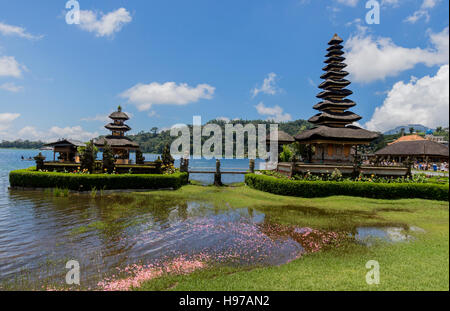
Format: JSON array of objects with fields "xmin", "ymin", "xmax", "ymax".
[
  {"xmin": 409, "ymin": 127, "xmax": 414, "ymax": 134},
  {"xmin": 279, "ymin": 145, "xmax": 293, "ymax": 162},
  {"xmin": 136, "ymin": 149, "xmax": 145, "ymax": 164},
  {"xmin": 102, "ymin": 142, "xmax": 115, "ymax": 173},
  {"xmin": 78, "ymin": 140, "xmax": 98, "ymax": 173},
  {"xmin": 161, "ymin": 143, "xmax": 174, "ymax": 166},
  {"xmin": 151, "ymin": 127, "xmax": 158, "ymax": 137}
]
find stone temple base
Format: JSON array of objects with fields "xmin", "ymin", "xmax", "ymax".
[{"xmin": 276, "ymin": 162, "xmax": 408, "ymax": 178}]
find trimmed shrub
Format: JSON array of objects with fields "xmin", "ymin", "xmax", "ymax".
[
  {"xmin": 102, "ymin": 142, "xmax": 115, "ymax": 173},
  {"xmin": 162, "ymin": 143, "xmax": 174, "ymax": 166},
  {"xmin": 78, "ymin": 141, "xmax": 98, "ymax": 173},
  {"xmin": 9, "ymin": 168, "xmax": 188, "ymax": 191},
  {"xmin": 245, "ymin": 173, "xmax": 448, "ymax": 201},
  {"xmin": 135, "ymin": 149, "xmax": 145, "ymax": 165}
]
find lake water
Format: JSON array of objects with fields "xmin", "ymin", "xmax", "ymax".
[
  {"xmin": 0, "ymin": 149, "xmax": 299, "ymax": 290},
  {"xmin": 0, "ymin": 149, "xmax": 414, "ymax": 290}
]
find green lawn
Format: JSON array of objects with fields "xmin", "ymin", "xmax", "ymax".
[{"xmin": 133, "ymin": 184, "xmax": 449, "ymax": 291}]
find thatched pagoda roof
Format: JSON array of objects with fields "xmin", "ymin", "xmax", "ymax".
[
  {"xmin": 109, "ymin": 106, "xmax": 129, "ymax": 121},
  {"xmin": 295, "ymin": 125, "xmax": 379, "ymax": 143},
  {"xmin": 375, "ymin": 140, "xmax": 449, "ymax": 158},
  {"xmin": 316, "ymin": 89, "xmax": 353, "ymax": 99},
  {"xmin": 308, "ymin": 111, "xmax": 362, "ymax": 124},
  {"xmin": 328, "ymin": 33, "xmax": 344, "ymax": 45},
  {"xmin": 318, "ymin": 79, "xmax": 351, "ymax": 89},
  {"xmin": 320, "ymin": 70, "xmax": 349, "ymax": 80},
  {"xmin": 43, "ymin": 139, "xmax": 85, "ymax": 148},
  {"xmin": 105, "ymin": 123, "xmax": 131, "ymax": 132},
  {"xmin": 313, "ymin": 99, "xmax": 356, "ymax": 111},
  {"xmin": 266, "ymin": 130, "xmax": 295, "ymax": 144},
  {"xmin": 94, "ymin": 136, "xmax": 139, "ymax": 149}
]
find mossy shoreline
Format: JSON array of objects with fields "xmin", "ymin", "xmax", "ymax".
[{"xmin": 129, "ymin": 184, "xmax": 449, "ymax": 291}]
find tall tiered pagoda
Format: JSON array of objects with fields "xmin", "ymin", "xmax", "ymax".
[
  {"xmin": 295, "ymin": 34, "xmax": 379, "ymax": 164},
  {"xmin": 94, "ymin": 106, "xmax": 139, "ymax": 164}
]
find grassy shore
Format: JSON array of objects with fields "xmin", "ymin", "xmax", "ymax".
[{"xmin": 132, "ymin": 184, "xmax": 448, "ymax": 291}]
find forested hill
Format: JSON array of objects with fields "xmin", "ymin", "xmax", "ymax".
[
  {"xmin": 129, "ymin": 119, "xmax": 313, "ymax": 153},
  {"xmin": 0, "ymin": 119, "xmax": 311, "ymax": 152},
  {"xmin": 0, "ymin": 140, "xmax": 45, "ymax": 149}
]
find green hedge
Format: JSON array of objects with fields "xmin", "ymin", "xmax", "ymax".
[
  {"xmin": 9, "ymin": 168, "xmax": 188, "ymax": 191},
  {"xmin": 245, "ymin": 174, "xmax": 449, "ymax": 201}
]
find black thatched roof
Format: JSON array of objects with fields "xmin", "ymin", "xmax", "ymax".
[
  {"xmin": 94, "ymin": 136, "xmax": 139, "ymax": 148},
  {"xmin": 105, "ymin": 123, "xmax": 131, "ymax": 131},
  {"xmin": 109, "ymin": 111, "xmax": 129, "ymax": 120},
  {"xmin": 318, "ymin": 79, "xmax": 351, "ymax": 89},
  {"xmin": 308, "ymin": 111, "xmax": 362, "ymax": 124},
  {"xmin": 43, "ymin": 139, "xmax": 85, "ymax": 148},
  {"xmin": 375, "ymin": 140, "xmax": 449, "ymax": 157},
  {"xmin": 322, "ymin": 62, "xmax": 347, "ymax": 72},
  {"xmin": 325, "ymin": 50, "xmax": 344, "ymax": 57},
  {"xmin": 328, "ymin": 33, "xmax": 344, "ymax": 45},
  {"xmin": 316, "ymin": 88, "xmax": 353, "ymax": 99},
  {"xmin": 320, "ymin": 70, "xmax": 349, "ymax": 80},
  {"xmin": 295, "ymin": 125, "xmax": 379, "ymax": 143},
  {"xmin": 266, "ymin": 130, "xmax": 295, "ymax": 144},
  {"xmin": 324, "ymin": 56, "xmax": 345, "ymax": 64},
  {"xmin": 313, "ymin": 99, "xmax": 356, "ymax": 111}
]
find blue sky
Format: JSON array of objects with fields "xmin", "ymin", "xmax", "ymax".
[{"xmin": 0, "ymin": 0, "xmax": 448, "ymax": 141}]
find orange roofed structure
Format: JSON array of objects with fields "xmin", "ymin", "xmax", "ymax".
[{"xmin": 388, "ymin": 134, "xmax": 425, "ymax": 145}]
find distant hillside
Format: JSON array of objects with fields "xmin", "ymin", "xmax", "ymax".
[
  {"xmin": 384, "ymin": 124, "xmax": 432, "ymax": 135},
  {"xmin": 129, "ymin": 119, "xmax": 313, "ymax": 154},
  {"xmin": 0, "ymin": 140, "xmax": 44, "ymax": 149}
]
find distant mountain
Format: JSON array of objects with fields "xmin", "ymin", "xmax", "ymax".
[{"xmin": 384, "ymin": 124, "xmax": 433, "ymax": 135}]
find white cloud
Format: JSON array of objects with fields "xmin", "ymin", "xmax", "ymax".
[
  {"xmin": 381, "ymin": 0, "xmax": 401, "ymax": 7},
  {"xmin": 0, "ymin": 56, "xmax": 24, "ymax": 78},
  {"xmin": 16, "ymin": 125, "xmax": 99, "ymax": 142},
  {"xmin": 78, "ymin": 8, "xmax": 132, "ymax": 37},
  {"xmin": 148, "ymin": 110, "xmax": 158, "ymax": 117},
  {"xmin": 81, "ymin": 114, "xmax": 110, "ymax": 122},
  {"xmin": 0, "ymin": 113, "xmax": 20, "ymax": 131},
  {"xmin": 364, "ymin": 64, "xmax": 449, "ymax": 132},
  {"xmin": 215, "ymin": 116, "xmax": 230, "ymax": 123},
  {"xmin": 335, "ymin": 0, "xmax": 359, "ymax": 7},
  {"xmin": 120, "ymin": 81, "xmax": 215, "ymax": 111},
  {"xmin": 251, "ymin": 73, "xmax": 280, "ymax": 97},
  {"xmin": 0, "ymin": 82, "xmax": 23, "ymax": 93},
  {"xmin": 345, "ymin": 26, "xmax": 449, "ymax": 83},
  {"xmin": 405, "ymin": 0, "xmax": 440, "ymax": 23},
  {"xmin": 255, "ymin": 102, "xmax": 292, "ymax": 122},
  {"xmin": 0, "ymin": 22, "xmax": 43, "ymax": 40}
]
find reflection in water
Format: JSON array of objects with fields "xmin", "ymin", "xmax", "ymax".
[
  {"xmin": 353, "ymin": 227, "xmax": 417, "ymax": 246},
  {"xmin": 1, "ymin": 190, "xmax": 308, "ymax": 289},
  {"xmin": 0, "ymin": 189, "xmax": 421, "ymax": 290},
  {"xmin": 0, "ymin": 149, "xmax": 420, "ymax": 290}
]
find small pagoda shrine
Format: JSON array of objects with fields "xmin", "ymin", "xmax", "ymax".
[
  {"xmin": 94, "ymin": 106, "xmax": 139, "ymax": 164},
  {"xmin": 295, "ymin": 34, "xmax": 379, "ymax": 164}
]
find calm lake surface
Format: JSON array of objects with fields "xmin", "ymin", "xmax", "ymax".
[
  {"xmin": 0, "ymin": 149, "xmax": 411, "ymax": 290},
  {"xmin": 0, "ymin": 149, "xmax": 298, "ymax": 289}
]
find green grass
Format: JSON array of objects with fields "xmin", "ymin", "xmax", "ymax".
[{"xmin": 132, "ymin": 184, "xmax": 448, "ymax": 291}]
